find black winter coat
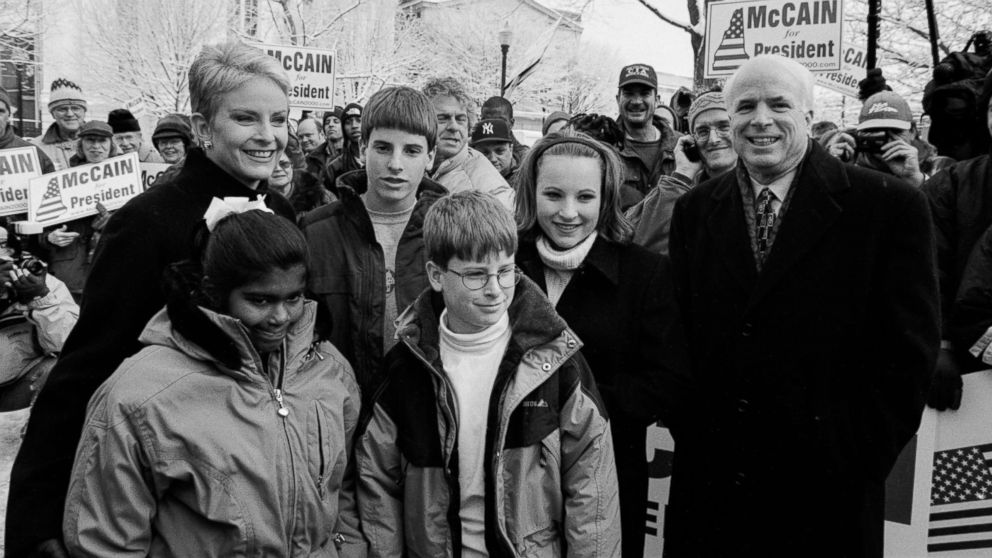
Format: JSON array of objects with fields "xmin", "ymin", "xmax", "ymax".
[
  {"xmin": 516, "ymin": 235, "xmax": 689, "ymax": 558},
  {"xmin": 668, "ymin": 142, "xmax": 939, "ymax": 557},
  {"xmin": 301, "ymin": 171, "xmax": 447, "ymax": 393},
  {"xmin": 4, "ymin": 147, "xmax": 295, "ymax": 557}
]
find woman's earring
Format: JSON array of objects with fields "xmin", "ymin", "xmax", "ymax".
[{"xmin": 202, "ymin": 138, "xmax": 213, "ymax": 150}]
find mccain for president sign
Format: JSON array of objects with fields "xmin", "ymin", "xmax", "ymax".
[{"xmin": 705, "ymin": 0, "xmax": 845, "ymax": 78}]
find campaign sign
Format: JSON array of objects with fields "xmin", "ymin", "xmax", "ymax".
[
  {"xmin": 814, "ymin": 44, "xmax": 869, "ymax": 98},
  {"xmin": 27, "ymin": 153, "xmax": 141, "ymax": 226},
  {"xmin": 926, "ymin": 370, "xmax": 992, "ymax": 555},
  {"xmin": 255, "ymin": 43, "xmax": 335, "ymax": 111},
  {"xmin": 0, "ymin": 147, "xmax": 42, "ymax": 217},
  {"xmin": 705, "ymin": 0, "xmax": 844, "ymax": 77},
  {"xmin": 140, "ymin": 162, "xmax": 171, "ymax": 191}
]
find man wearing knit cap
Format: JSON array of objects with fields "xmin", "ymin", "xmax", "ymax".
[
  {"xmin": 108, "ymin": 108, "xmax": 162, "ymax": 163},
  {"xmin": 0, "ymin": 86, "xmax": 55, "ymax": 174},
  {"xmin": 342, "ymin": 102, "xmax": 362, "ymax": 144},
  {"xmin": 615, "ymin": 63, "xmax": 680, "ymax": 197},
  {"xmin": 306, "ymin": 107, "xmax": 343, "ymax": 181},
  {"xmin": 29, "ymin": 78, "xmax": 87, "ymax": 171},
  {"xmin": 321, "ymin": 103, "xmax": 365, "ymax": 192},
  {"xmin": 151, "ymin": 114, "xmax": 193, "ymax": 165},
  {"xmin": 626, "ymin": 89, "xmax": 738, "ymax": 255}
]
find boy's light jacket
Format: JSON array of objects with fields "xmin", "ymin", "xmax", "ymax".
[{"xmin": 356, "ymin": 277, "xmax": 621, "ymax": 558}]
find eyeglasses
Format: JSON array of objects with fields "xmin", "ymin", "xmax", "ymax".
[
  {"xmin": 445, "ymin": 266, "xmax": 521, "ymax": 290},
  {"xmin": 693, "ymin": 123, "xmax": 732, "ymax": 142},
  {"xmin": 52, "ymin": 105, "xmax": 85, "ymax": 116}
]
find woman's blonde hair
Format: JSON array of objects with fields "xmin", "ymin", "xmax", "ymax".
[
  {"xmin": 515, "ymin": 130, "xmax": 632, "ymax": 243},
  {"xmin": 188, "ymin": 41, "xmax": 290, "ymax": 122}
]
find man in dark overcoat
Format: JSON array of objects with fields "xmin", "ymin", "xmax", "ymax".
[{"xmin": 667, "ymin": 55, "xmax": 939, "ymax": 557}]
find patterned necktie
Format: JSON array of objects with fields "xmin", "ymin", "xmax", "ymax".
[{"xmin": 755, "ymin": 188, "xmax": 777, "ymax": 266}]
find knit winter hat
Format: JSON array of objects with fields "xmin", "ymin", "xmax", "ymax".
[
  {"xmin": 687, "ymin": 91, "xmax": 726, "ymax": 132},
  {"xmin": 108, "ymin": 109, "xmax": 141, "ymax": 133},
  {"xmin": 78, "ymin": 121, "xmax": 113, "ymax": 139},
  {"xmin": 48, "ymin": 78, "xmax": 87, "ymax": 110},
  {"xmin": 343, "ymin": 102, "xmax": 362, "ymax": 120},
  {"xmin": 152, "ymin": 114, "xmax": 193, "ymax": 146},
  {"xmin": 542, "ymin": 111, "xmax": 571, "ymax": 135},
  {"xmin": 0, "ymin": 87, "xmax": 10, "ymax": 112}
]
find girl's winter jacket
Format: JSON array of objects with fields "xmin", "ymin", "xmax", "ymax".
[
  {"xmin": 356, "ymin": 277, "xmax": 621, "ymax": 558},
  {"xmin": 63, "ymin": 300, "xmax": 366, "ymax": 558}
]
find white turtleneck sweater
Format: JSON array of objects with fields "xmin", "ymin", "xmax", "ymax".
[
  {"xmin": 537, "ymin": 232, "xmax": 598, "ymax": 306},
  {"xmin": 439, "ymin": 310, "xmax": 511, "ymax": 558}
]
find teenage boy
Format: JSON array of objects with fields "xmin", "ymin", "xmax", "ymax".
[
  {"xmin": 303, "ymin": 87, "xmax": 446, "ymax": 394},
  {"xmin": 356, "ymin": 191, "xmax": 621, "ymax": 558}
]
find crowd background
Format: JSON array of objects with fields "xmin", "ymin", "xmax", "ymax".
[{"xmin": 1, "ymin": 2, "xmax": 992, "ymax": 557}]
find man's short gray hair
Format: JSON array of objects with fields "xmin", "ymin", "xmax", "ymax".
[
  {"xmin": 189, "ymin": 41, "xmax": 290, "ymax": 122},
  {"xmin": 422, "ymin": 77, "xmax": 476, "ymax": 119}
]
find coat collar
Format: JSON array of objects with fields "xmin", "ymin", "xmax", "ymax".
[
  {"xmin": 176, "ymin": 147, "xmax": 276, "ymax": 200},
  {"xmin": 431, "ymin": 145, "xmax": 470, "ymax": 179},
  {"xmin": 335, "ymin": 169, "xmax": 447, "ymax": 229},
  {"xmin": 707, "ymin": 140, "xmax": 846, "ymax": 310},
  {"xmin": 518, "ymin": 235, "xmax": 620, "ymax": 287},
  {"xmin": 139, "ymin": 297, "xmax": 320, "ymax": 383},
  {"xmin": 40, "ymin": 122, "xmax": 75, "ymax": 145},
  {"xmin": 394, "ymin": 275, "xmax": 582, "ymax": 385}
]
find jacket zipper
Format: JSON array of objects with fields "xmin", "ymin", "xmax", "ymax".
[{"xmin": 315, "ymin": 402, "xmax": 327, "ymax": 498}]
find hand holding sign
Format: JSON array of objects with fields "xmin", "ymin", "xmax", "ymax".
[{"xmin": 47, "ymin": 225, "xmax": 79, "ymax": 248}]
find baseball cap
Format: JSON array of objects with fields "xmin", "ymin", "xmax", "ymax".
[
  {"xmin": 78, "ymin": 121, "xmax": 113, "ymax": 139},
  {"xmin": 858, "ymin": 91, "xmax": 912, "ymax": 131},
  {"xmin": 618, "ymin": 64, "xmax": 658, "ymax": 89},
  {"xmin": 470, "ymin": 119, "xmax": 512, "ymax": 146}
]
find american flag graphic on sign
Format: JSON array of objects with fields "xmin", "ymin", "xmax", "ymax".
[
  {"xmin": 35, "ymin": 177, "xmax": 67, "ymax": 223},
  {"xmin": 712, "ymin": 8, "xmax": 749, "ymax": 72},
  {"xmin": 928, "ymin": 444, "xmax": 992, "ymax": 553}
]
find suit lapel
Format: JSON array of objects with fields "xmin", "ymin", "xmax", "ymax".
[
  {"xmin": 706, "ymin": 179, "xmax": 758, "ymax": 293},
  {"xmin": 746, "ymin": 147, "xmax": 845, "ymax": 312}
]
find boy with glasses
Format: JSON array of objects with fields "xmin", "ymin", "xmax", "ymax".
[
  {"xmin": 627, "ymin": 89, "xmax": 739, "ymax": 254},
  {"xmin": 357, "ymin": 190, "xmax": 621, "ymax": 558},
  {"xmin": 30, "ymin": 78, "xmax": 88, "ymax": 171}
]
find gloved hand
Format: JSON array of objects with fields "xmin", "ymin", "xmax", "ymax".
[
  {"xmin": 4, "ymin": 258, "xmax": 49, "ymax": 304},
  {"xmin": 927, "ymin": 347, "xmax": 963, "ymax": 411}
]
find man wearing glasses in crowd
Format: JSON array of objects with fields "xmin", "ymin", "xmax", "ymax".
[
  {"xmin": 626, "ymin": 89, "xmax": 738, "ymax": 255},
  {"xmin": 30, "ymin": 78, "xmax": 88, "ymax": 171}
]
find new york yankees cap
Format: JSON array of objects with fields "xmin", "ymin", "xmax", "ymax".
[{"xmin": 470, "ymin": 118, "xmax": 513, "ymax": 146}]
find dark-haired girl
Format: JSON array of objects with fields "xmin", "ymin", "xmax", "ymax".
[
  {"xmin": 63, "ymin": 209, "xmax": 365, "ymax": 557},
  {"xmin": 515, "ymin": 131, "xmax": 689, "ymax": 558}
]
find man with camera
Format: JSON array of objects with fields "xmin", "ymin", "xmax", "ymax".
[
  {"xmin": 825, "ymin": 91, "xmax": 926, "ymax": 187},
  {"xmin": 626, "ymin": 89, "xmax": 738, "ymax": 254},
  {"xmin": 0, "ymin": 230, "xmax": 78, "ymax": 412}
]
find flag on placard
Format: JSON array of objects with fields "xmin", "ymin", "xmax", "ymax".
[
  {"xmin": 712, "ymin": 8, "xmax": 749, "ymax": 72},
  {"xmin": 928, "ymin": 444, "xmax": 992, "ymax": 553},
  {"xmin": 502, "ymin": 17, "xmax": 562, "ymax": 98},
  {"xmin": 35, "ymin": 177, "xmax": 67, "ymax": 223}
]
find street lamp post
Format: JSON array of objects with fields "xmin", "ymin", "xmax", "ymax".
[{"xmin": 498, "ymin": 24, "xmax": 513, "ymax": 97}]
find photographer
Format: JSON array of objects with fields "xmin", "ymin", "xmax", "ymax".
[
  {"xmin": 0, "ymin": 230, "xmax": 79, "ymax": 412},
  {"xmin": 823, "ymin": 91, "xmax": 929, "ymax": 187},
  {"xmin": 626, "ymin": 90, "xmax": 738, "ymax": 254}
]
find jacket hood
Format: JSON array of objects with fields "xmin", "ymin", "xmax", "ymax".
[
  {"xmin": 138, "ymin": 296, "xmax": 320, "ymax": 383},
  {"xmin": 394, "ymin": 274, "xmax": 579, "ymax": 370}
]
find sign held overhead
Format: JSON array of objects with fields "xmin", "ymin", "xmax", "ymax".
[
  {"xmin": 255, "ymin": 43, "xmax": 336, "ymax": 111},
  {"xmin": 705, "ymin": 0, "xmax": 845, "ymax": 78}
]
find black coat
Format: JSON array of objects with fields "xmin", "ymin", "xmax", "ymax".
[
  {"xmin": 667, "ymin": 142, "xmax": 939, "ymax": 557},
  {"xmin": 517, "ymin": 236, "xmax": 689, "ymax": 558},
  {"xmin": 5, "ymin": 148, "xmax": 295, "ymax": 556}
]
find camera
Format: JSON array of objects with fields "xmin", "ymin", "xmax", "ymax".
[
  {"xmin": 855, "ymin": 130, "xmax": 890, "ymax": 155},
  {"xmin": 16, "ymin": 254, "xmax": 46, "ymax": 276},
  {"xmin": 682, "ymin": 138, "xmax": 701, "ymax": 162}
]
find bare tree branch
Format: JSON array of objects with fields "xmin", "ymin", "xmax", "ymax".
[{"xmin": 634, "ymin": 0, "xmax": 695, "ymax": 35}]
